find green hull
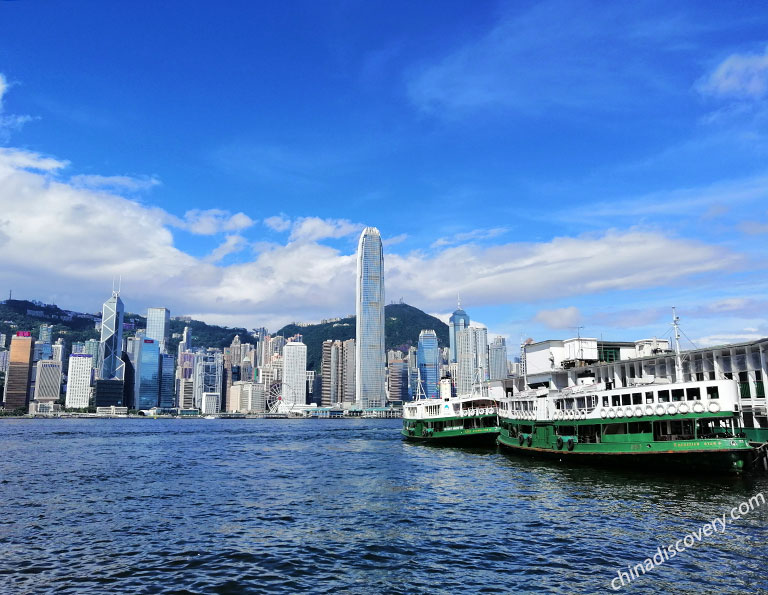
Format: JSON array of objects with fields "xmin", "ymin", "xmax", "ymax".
[
  {"xmin": 402, "ymin": 414, "xmax": 499, "ymax": 447},
  {"xmin": 497, "ymin": 422, "xmax": 756, "ymax": 473}
]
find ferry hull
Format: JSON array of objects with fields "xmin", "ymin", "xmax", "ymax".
[
  {"xmin": 402, "ymin": 428, "xmax": 500, "ymax": 447},
  {"xmin": 497, "ymin": 432, "xmax": 755, "ymax": 473}
]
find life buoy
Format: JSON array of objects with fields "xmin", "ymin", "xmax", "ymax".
[
  {"xmin": 616, "ymin": 408, "xmax": 624, "ymax": 418},
  {"xmin": 580, "ymin": 409, "xmax": 588, "ymax": 419},
  {"xmin": 519, "ymin": 434, "xmax": 525, "ymax": 446},
  {"xmin": 526, "ymin": 435, "xmax": 533, "ymax": 447},
  {"xmin": 600, "ymin": 408, "xmax": 607, "ymax": 419},
  {"xmin": 556, "ymin": 436, "xmax": 564, "ymax": 450},
  {"xmin": 708, "ymin": 402, "xmax": 721, "ymax": 413},
  {"xmin": 634, "ymin": 406, "xmax": 644, "ymax": 417},
  {"xmin": 656, "ymin": 404, "xmax": 666, "ymax": 416},
  {"xmin": 608, "ymin": 409, "xmax": 616, "ymax": 419},
  {"xmin": 693, "ymin": 402, "xmax": 705, "ymax": 414},
  {"xmin": 645, "ymin": 405, "xmax": 654, "ymax": 416},
  {"xmin": 625, "ymin": 406, "xmax": 634, "ymax": 418},
  {"xmin": 667, "ymin": 404, "xmax": 678, "ymax": 415},
  {"xmin": 567, "ymin": 438, "xmax": 575, "ymax": 451},
  {"xmin": 678, "ymin": 403, "xmax": 690, "ymax": 414}
]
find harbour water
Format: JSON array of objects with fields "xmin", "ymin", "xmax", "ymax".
[{"xmin": 0, "ymin": 418, "xmax": 766, "ymax": 594}]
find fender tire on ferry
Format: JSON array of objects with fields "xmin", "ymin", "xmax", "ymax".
[
  {"xmin": 556, "ymin": 436, "xmax": 564, "ymax": 450},
  {"xmin": 526, "ymin": 435, "xmax": 533, "ymax": 447},
  {"xmin": 519, "ymin": 434, "xmax": 525, "ymax": 446},
  {"xmin": 708, "ymin": 402, "xmax": 721, "ymax": 413},
  {"xmin": 567, "ymin": 438, "xmax": 575, "ymax": 451}
]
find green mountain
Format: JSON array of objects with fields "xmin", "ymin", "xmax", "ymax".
[
  {"xmin": 276, "ymin": 302, "xmax": 449, "ymax": 374},
  {"xmin": 0, "ymin": 299, "xmax": 255, "ymax": 353}
]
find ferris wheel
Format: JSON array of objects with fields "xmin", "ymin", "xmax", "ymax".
[{"xmin": 266, "ymin": 381, "xmax": 295, "ymax": 413}]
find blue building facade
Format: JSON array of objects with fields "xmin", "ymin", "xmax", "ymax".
[
  {"xmin": 159, "ymin": 353, "xmax": 175, "ymax": 408},
  {"xmin": 417, "ymin": 330, "xmax": 440, "ymax": 399},
  {"xmin": 136, "ymin": 338, "xmax": 160, "ymax": 410}
]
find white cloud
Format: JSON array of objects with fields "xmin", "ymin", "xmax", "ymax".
[
  {"xmin": 70, "ymin": 174, "xmax": 160, "ymax": 192},
  {"xmin": 534, "ymin": 306, "xmax": 582, "ymax": 330},
  {"xmin": 175, "ymin": 209, "xmax": 255, "ymax": 235},
  {"xmin": 0, "ymin": 146, "xmax": 747, "ymax": 332},
  {"xmin": 0, "ymin": 147, "xmax": 67, "ymax": 172},
  {"xmin": 205, "ymin": 234, "xmax": 249, "ymax": 263},
  {"xmin": 699, "ymin": 46, "xmax": 768, "ymax": 100},
  {"xmin": 0, "ymin": 74, "xmax": 34, "ymax": 141},
  {"xmin": 289, "ymin": 217, "xmax": 361, "ymax": 242},
  {"xmin": 695, "ymin": 333, "xmax": 766, "ymax": 347},
  {"xmin": 383, "ymin": 233, "xmax": 408, "ymax": 247},
  {"xmin": 264, "ymin": 214, "xmax": 292, "ymax": 232},
  {"xmin": 431, "ymin": 227, "xmax": 507, "ymax": 248}
]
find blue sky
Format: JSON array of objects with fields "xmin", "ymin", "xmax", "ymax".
[{"xmin": 0, "ymin": 1, "xmax": 767, "ymax": 348}]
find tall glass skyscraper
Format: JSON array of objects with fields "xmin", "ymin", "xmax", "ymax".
[
  {"xmin": 449, "ymin": 300, "xmax": 470, "ymax": 363},
  {"xmin": 417, "ymin": 330, "xmax": 439, "ymax": 399},
  {"xmin": 355, "ymin": 227, "xmax": 386, "ymax": 409},
  {"xmin": 146, "ymin": 307, "xmax": 170, "ymax": 353},
  {"xmin": 136, "ymin": 338, "xmax": 160, "ymax": 410},
  {"xmin": 98, "ymin": 291, "xmax": 124, "ymax": 381}
]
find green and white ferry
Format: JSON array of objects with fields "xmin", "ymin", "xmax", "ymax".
[
  {"xmin": 402, "ymin": 381, "xmax": 500, "ymax": 446},
  {"xmin": 498, "ymin": 375, "xmax": 757, "ymax": 472}
]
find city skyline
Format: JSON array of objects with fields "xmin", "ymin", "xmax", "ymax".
[{"xmin": 0, "ymin": 3, "xmax": 767, "ymax": 349}]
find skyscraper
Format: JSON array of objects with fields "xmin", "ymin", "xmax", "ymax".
[
  {"xmin": 38, "ymin": 324, "xmax": 53, "ymax": 343},
  {"xmin": 355, "ymin": 226, "xmax": 386, "ymax": 409},
  {"xmin": 135, "ymin": 338, "xmax": 160, "ymax": 410},
  {"xmin": 65, "ymin": 354, "xmax": 92, "ymax": 409},
  {"xmin": 417, "ymin": 329, "xmax": 440, "ymax": 399},
  {"xmin": 456, "ymin": 326, "xmax": 489, "ymax": 395},
  {"xmin": 33, "ymin": 360, "xmax": 62, "ymax": 403},
  {"xmin": 98, "ymin": 290, "xmax": 125, "ymax": 380},
  {"xmin": 3, "ymin": 332, "xmax": 34, "ymax": 410},
  {"xmin": 146, "ymin": 307, "xmax": 170, "ymax": 353},
  {"xmin": 449, "ymin": 299, "xmax": 470, "ymax": 363},
  {"xmin": 489, "ymin": 336, "xmax": 509, "ymax": 381},
  {"xmin": 283, "ymin": 341, "xmax": 307, "ymax": 408},
  {"xmin": 159, "ymin": 353, "xmax": 175, "ymax": 408}
]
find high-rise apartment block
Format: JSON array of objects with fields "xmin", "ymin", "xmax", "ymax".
[{"xmin": 355, "ymin": 227, "xmax": 386, "ymax": 409}]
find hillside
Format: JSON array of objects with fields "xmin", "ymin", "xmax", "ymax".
[
  {"xmin": 0, "ymin": 299, "xmax": 254, "ymax": 352},
  {"xmin": 277, "ymin": 302, "xmax": 449, "ymax": 373}
]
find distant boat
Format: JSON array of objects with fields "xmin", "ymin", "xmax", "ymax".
[{"xmin": 204, "ymin": 415, "xmax": 216, "ymax": 420}]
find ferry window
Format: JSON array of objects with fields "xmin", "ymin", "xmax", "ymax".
[
  {"xmin": 612, "ymin": 395, "xmax": 620, "ymax": 407},
  {"xmin": 576, "ymin": 397, "xmax": 586, "ymax": 409},
  {"xmin": 706, "ymin": 386, "xmax": 719, "ymax": 400},
  {"xmin": 603, "ymin": 396, "xmax": 609, "ymax": 407},
  {"xmin": 672, "ymin": 389, "xmax": 684, "ymax": 402},
  {"xmin": 621, "ymin": 394, "xmax": 631, "ymax": 406},
  {"xmin": 645, "ymin": 392, "xmax": 654, "ymax": 404},
  {"xmin": 658, "ymin": 390, "xmax": 670, "ymax": 403},
  {"xmin": 632, "ymin": 393, "xmax": 642, "ymax": 405},
  {"xmin": 686, "ymin": 387, "xmax": 700, "ymax": 401}
]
